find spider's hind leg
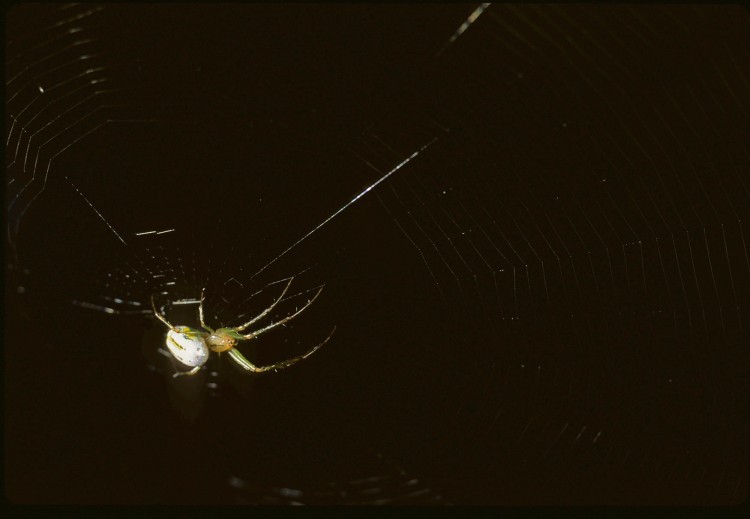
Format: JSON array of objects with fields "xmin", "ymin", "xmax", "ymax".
[
  {"xmin": 172, "ymin": 365, "xmax": 202, "ymax": 378},
  {"xmin": 227, "ymin": 326, "xmax": 335, "ymax": 373}
]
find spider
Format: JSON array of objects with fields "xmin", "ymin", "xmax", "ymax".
[{"xmin": 151, "ymin": 277, "xmax": 334, "ymax": 377}]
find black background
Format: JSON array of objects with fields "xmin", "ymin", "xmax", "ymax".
[{"xmin": 5, "ymin": 4, "xmax": 749, "ymax": 505}]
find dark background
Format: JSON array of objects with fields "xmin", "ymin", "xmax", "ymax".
[{"xmin": 5, "ymin": 4, "xmax": 749, "ymax": 505}]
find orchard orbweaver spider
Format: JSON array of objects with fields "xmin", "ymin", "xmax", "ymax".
[{"xmin": 151, "ymin": 277, "xmax": 334, "ymax": 377}]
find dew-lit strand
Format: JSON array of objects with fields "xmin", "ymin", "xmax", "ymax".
[
  {"xmin": 9, "ymin": 116, "xmax": 157, "ymax": 259},
  {"xmin": 436, "ymin": 3, "xmax": 491, "ymax": 56},
  {"xmin": 65, "ymin": 176, "xmax": 127, "ymax": 245},
  {"xmin": 250, "ymin": 137, "xmax": 438, "ymax": 280},
  {"xmin": 6, "ymin": 6, "xmax": 103, "ymax": 49},
  {"xmin": 376, "ymin": 191, "xmax": 446, "ymax": 304},
  {"xmin": 6, "ymin": 25, "xmax": 84, "ymax": 69},
  {"xmin": 8, "ymin": 68, "xmax": 108, "ymax": 168},
  {"xmin": 9, "ymin": 102, "xmax": 109, "ymax": 233},
  {"xmin": 407, "ymin": 176, "xmax": 472, "ymax": 280},
  {"xmin": 351, "ymin": 146, "xmax": 447, "ymax": 302},
  {"xmin": 6, "ymin": 38, "xmax": 96, "ymax": 87},
  {"xmin": 18, "ymin": 67, "xmax": 108, "ymax": 172},
  {"xmin": 71, "ymin": 299, "xmax": 151, "ymax": 315}
]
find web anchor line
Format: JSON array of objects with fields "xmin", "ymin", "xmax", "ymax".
[
  {"xmin": 65, "ymin": 175, "xmax": 127, "ymax": 245},
  {"xmin": 250, "ymin": 137, "xmax": 439, "ymax": 281}
]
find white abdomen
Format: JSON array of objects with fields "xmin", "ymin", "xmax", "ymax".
[{"xmin": 166, "ymin": 328, "xmax": 209, "ymax": 367}]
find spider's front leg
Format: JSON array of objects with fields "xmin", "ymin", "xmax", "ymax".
[
  {"xmin": 227, "ymin": 326, "xmax": 335, "ymax": 373},
  {"xmin": 199, "ymin": 288, "xmax": 214, "ymax": 333},
  {"xmin": 233, "ymin": 276, "xmax": 295, "ymax": 333},
  {"xmin": 151, "ymin": 295, "xmax": 177, "ymax": 331},
  {"xmin": 239, "ymin": 285, "xmax": 325, "ymax": 340}
]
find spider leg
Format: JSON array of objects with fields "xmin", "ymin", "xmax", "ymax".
[
  {"xmin": 233, "ymin": 276, "xmax": 295, "ymax": 332},
  {"xmin": 239, "ymin": 285, "xmax": 324, "ymax": 340},
  {"xmin": 199, "ymin": 288, "xmax": 214, "ymax": 332},
  {"xmin": 172, "ymin": 365, "xmax": 201, "ymax": 378},
  {"xmin": 151, "ymin": 295, "xmax": 177, "ymax": 331},
  {"xmin": 227, "ymin": 326, "xmax": 335, "ymax": 373}
]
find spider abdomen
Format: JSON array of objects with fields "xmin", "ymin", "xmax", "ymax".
[{"xmin": 166, "ymin": 327, "xmax": 209, "ymax": 367}]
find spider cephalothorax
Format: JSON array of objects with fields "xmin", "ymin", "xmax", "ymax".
[
  {"xmin": 204, "ymin": 328, "xmax": 243, "ymax": 352},
  {"xmin": 152, "ymin": 277, "xmax": 334, "ymax": 377}
]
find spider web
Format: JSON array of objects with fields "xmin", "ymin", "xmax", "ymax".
[{"xmin": 5, "ymin": 3, "xmax": 749, "ymax": 505}]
